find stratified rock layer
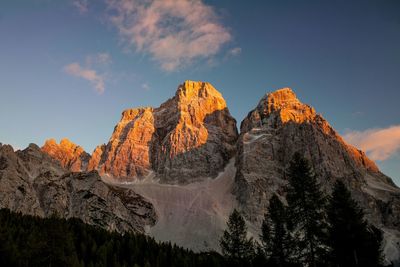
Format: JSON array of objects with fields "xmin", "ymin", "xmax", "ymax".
[
  {"xmin": 0, "ymin": 143, "xmax": 156, "ymax": 233},
  {"xmin": 234, "ymin": 88, "xmax": 400, "ymax": 263},
  {"xmin": 88, "ymin": 81, "xmax": 238, "ymax": 183},
  {"xmin": 42, "ymin": 138, "xmax": 90, "ymax": 172}
]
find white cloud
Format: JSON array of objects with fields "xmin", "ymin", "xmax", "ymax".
[
  {"xmin": 73, "ymin": 0, "xmax": 89, "ymax": 14},
  {"xmin": 64, "ymin": 63, "xmax": 105, "ymax": 94},
  {"xmin": 343, "ymin": 125, "xmax": 400, "ymax": 161},
  {"xmin": 106, "ymin": 0, "xmax": 232, "ymax": 71}
]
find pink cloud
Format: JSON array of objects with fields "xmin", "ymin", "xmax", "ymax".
[
  {"xmin": 64, "ymin": 63, "xmax": 105, "ymax": 94},
  {"xmin": 107, "ymin": 0, "xmax": 231, "ymax": 71},
  {"xmin": 343, "ymin": 125, "xmax": 400, "ymax": 161}
]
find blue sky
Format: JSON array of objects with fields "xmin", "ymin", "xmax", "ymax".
[{"xmin": 0, "ymin": 0, "xmax": 399, "ymax": 184}]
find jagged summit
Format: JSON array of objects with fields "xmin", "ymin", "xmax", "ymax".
[
  {"xmin": 261, "ymin": 87, "xmax": 301, "ymax": 110},
  {"xmin": 117, "ymin": 81, "xmax": 226, "ymax": 126},
  {"xmin": 175, "ymin": 80, "xmax": 226, "ymax": 108},
  {"xmin": 42, "ymin": 138, "xmax": 90, "ymax": 172},
  {"xmin": 241, "ymin": 88, "xmax": 317, "ymax": 132},
  {"xmin": 119, "ymin": 81, "xmax": 225, "ymax": 120},
  {"xmin": 87, "ymin": 81, "xmax": 238, "ymax": 182}
]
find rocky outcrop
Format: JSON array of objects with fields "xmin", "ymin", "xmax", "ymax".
[
  {"xmin": 0, "ymin": 143, "xmax": 156, "ymax": 233},
  {"xmin": 234, "ymin": 88, "xmax": 400, "ymax": 263},
  {"xmin": 42, "ymin": 138, "xmax": 90, "ymax": 172},
  {"xmin": 88, "ymin": 108, "xmax": 156, "ymax": 180},
  {"xmin": 88, "ymin": 80, "xmax": 238, "ymax": 183},
  {"xmin": 0, "ymin": 143, "xmax": 55, "ymax": 216},
  {"xmin": 34, "ymin": 171, "xmax": 156, "ymax": 233}
]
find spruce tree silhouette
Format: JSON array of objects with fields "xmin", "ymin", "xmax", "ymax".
[
  {"xmin": 327, "ymin": 180, "xmax": 383, "ymax": 267},
  {"xmin": 286, "ymin": 152, "xmax": 328, "ymax": 267},
  {"xmin": 261, "ymin": 194, "xmax": 295, "ymax": 267},
  {"xmin": 220, "ymin": 209, "xmax": 254, "ymax": 265}
]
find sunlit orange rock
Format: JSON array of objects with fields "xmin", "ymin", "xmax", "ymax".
[
  {"xmin": 88, "ymin": 81, "xmax": 238, "ymax": 183},
  {"xmin": 240, "ymin": 88, "xmax": 378, "ymax": 172},
  {"xmin": 88, "ymin": 107, "xmax": 156, "ymax": 179},
  {"xmin": 42, "ymin": 138, "xmax": 90, "ymax": 172}
]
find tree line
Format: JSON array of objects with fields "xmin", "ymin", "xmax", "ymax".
[
  {"xmin": 0, "ymin": 209, "xmax": 226, "ymax": 267},
  {"xmin": 220, "ymin": 153, "xmax": 386, "ymax": 267}
]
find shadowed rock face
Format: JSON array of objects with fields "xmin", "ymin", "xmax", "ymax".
[
  {"xmin": 234, "ymin": 88, "xmax": 400, "ymax": 263},
  {"xmin": 42, "ymin": 138, "xmax": 91, "ymax": 172},
  {"xmin": 0, "ymin": 143, "xmax": 156, "ymax": 233},
  {"xmin": 88, "ymin": 80, "xmax": 238, "ymax": 183}
]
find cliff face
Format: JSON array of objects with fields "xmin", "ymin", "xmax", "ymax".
[
  {"xmin": 234, "ymin": 88, "xmax": 400, "ymax": 261},
  {"xmin": 42, "ymin": 138, "xmax": 90, "ymax": 172},
  {"xmin": 0, "ymin": 143, "xmax": 156, "ymax": 233},
  {"xmin": 88, "ymin": 80, "xmax": 238, "ymax": 183},
  {"xmin": 87, "ymin": 107, "xmax": 156, "ymax": 180}
]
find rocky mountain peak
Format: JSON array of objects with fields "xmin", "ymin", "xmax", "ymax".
[
  {"xmin": 0, "ymin": 143, "xmax": 15, "ymax": 154},
  {"xmin": 42, "ymin": 138, "xmax": 90, "ymax": 172},
  {"xmin": 233, "ymin": 87, "xmax": 400, "ymax": 263},
  {"xmin": 163, "ymin": 81, "xmax": 228, "ymax": 129},
  {"xmin": 263, "ymin": 87, "xmax": 300, "ymax": 111},
  {"xmin": 88, "ymin": 81, "xmax": 238, "ymax": 183},
  {"xmin": 175, "ymin": 80, "xmax": 226, "ymax": 108},
  {"xmin": 235, "ymin": 87, "xmax": 399, "ymax": 261},
  {"xmin": 242, "ymin": 88, "xmax": 317, "ymax": 133}
]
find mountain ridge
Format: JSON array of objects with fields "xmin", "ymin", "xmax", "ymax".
[
  {"xmin": 6, "ymin": 80, "xmax": 398, "ymax": 263},
  {"xmin": 0, "ymin": 142, "xmax": 156, "ymax": 233}
]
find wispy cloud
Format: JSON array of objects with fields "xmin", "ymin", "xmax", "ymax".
[
  {"xmin": 73, "ymin": 0, "xmax": 89, "ymax": 14},
  {"xmin": 106, "ymin": 0, "xmax": 232, "ymax": 71},
  {"xmin": 343, "ymin": 125, "xmax": 400, "ymax": 161},
  {"xmin": 64, "ymin": 63, "xmax": 105, "ymax": 94},
  {"xmin": 64, "ymin": 53, "xmax": 112, "ymax": 94}
]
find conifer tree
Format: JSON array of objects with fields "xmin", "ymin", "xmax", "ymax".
[
  {"xmin": 286, "ymin": 152, "xmax": 328, "ymax": 267},
  {"xmin": 327, "ymin": 180, "xmax": 383, "ymax": 267},
  {"xmin": 220, "ymin": 209, "xmax": 254, "ymax": 263},
  {"xmin": 261, "ymin": 194, "xmax": 293, "ymax": 267}
]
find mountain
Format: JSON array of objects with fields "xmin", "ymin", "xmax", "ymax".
[
  {"xmin": 234, "ymin": 88, "xmax": 400, "ymax": 261},
  {"xmin": 42, "ymin": 138, "xmax": 90, "ymax": 172},
  {"xmin": 0, "ymin": 143, "xmax": 156, "ymax": 233},
  {"xmin": 3, "ymin": 81, "xmax": 399, "ymax": 263},
  {"xmin": 87, "ymin": 80, "xmax": 238, "ymax": 183}
]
